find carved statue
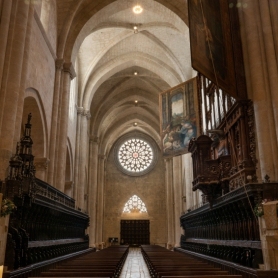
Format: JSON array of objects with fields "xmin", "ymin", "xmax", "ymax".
[{"xmin": 207, "ymin": 129, "xmax": 228, "ymax": 158}]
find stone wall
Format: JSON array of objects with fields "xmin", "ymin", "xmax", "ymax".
[{"xmin": 103, "ymin": 148, "xmax": 167, "ymax": 247}]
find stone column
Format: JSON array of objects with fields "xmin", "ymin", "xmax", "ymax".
[
  {"xmin": 96, "ymin": 154, "xmax": 106, "ymax": 248},
  {"xmin": 47, "ymin": 59, "xmax": 64, "ymax": 186},
  {"xmin": 238, "ymin": 0, "xmax": 278, "ymax": 181},
  {"xmin": 64, "ymin": 181, "xmax": 73, "ymax": 197},
  {"xmin": 88, "ymin": 136, "xmax": 99, "ymax": 248},
  {"xmin": 258, "ymin": 1, "xmax": 278, "ymax": 142},
  {"xmin": 54, "ymin": 62, "xmax": 76, "ymax": 192},
  {"xmin": 173, "ymin": 156, "xmax": 182, "ymax": 247},
  {"xmin": 165, "ymin": 158, "xmax": 174, "ymax": 249},
  {"xmin": 183, "ymin": 153, "xmax": 194, "ymax": 212},
  {"xmin": 0, "ymin": 0, "xmax": 13, "ymax": 91},
  {"xmin": 73, "ymin": 107, "xmax": 83, "ymax": 203},
  {"xmin": 0, "ymin": 0, "xmax": 33, "ymax": 180},
  {"xmin": 34, "ymin": 157, "xmax": 49, "ymax": 181},
  {"xmin": 0, "ymin": 194, "xmax": 10, "ymax": 266},
  {"xmin": 13, "ymin": 1, "xmax": 34, "ymax": 144},
  {"xmin": 77, "ymin": 109, "xmax": 90, "ymax": 211}
]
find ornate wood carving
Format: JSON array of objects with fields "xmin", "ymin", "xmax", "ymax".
[{"xmin": 2, "ymin": 115, "xmax": 89, "ymax": 270}]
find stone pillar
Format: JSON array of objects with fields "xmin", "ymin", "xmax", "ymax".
[
  {"xmin": 165, "ymin": 158, "xmax": 174, "ymax": 249},
  {"xmin": 47, "ymin": 59, "xmax": 64, "ymax": 186},
  {"xmin": 183, "ymin": 153, "xmax": 194, "ymax": 212},
  {"xmin": 13, "ymin": 1, "xmax": 34, "ymax": 144},
  {"xmin": 64, "ymin": 181, "xmax": 73, "ymax": 197},
  {"xmin": 261, "ymin": 201, "xmax": 278, "ymax": 270},
  {"xmin": 77, "ymin": 109, "xmax": 90, "ymax": 211},
  {"xmin": 34, "ymin": 157, "xmax": 49, "ymax": 181},
  {"xmin": 258, "ymin": 1, "xmax": 278, "ymax": 142},
  {"xmin": 173, "ymin": 156, "xmax": 182, "ymax": 247},
  {"xmin": 238, "ymin": 0, "xmax": 278, "ymax": 181},
  {"xmin": 0, "ymin": 0, "xmax": 33, "ymax": 180},
  {"xmin": 0, "ymin": 194, "xmax": 10, "ymax": 266},
  {"xmin": 73, "ymin": 107, "xmax": 83, "ymax": 202},
  {"xmin": 54, "ymin": 62, "xmax": 76, "ymax": 192},
  {"xmin": 0, "ymin": 0, "xmax": 13, "ymax": 92},
  {"xmin": 96, "ymin": 154, "xmax": 106, "ymax": 248},
  {"xmin": 88, "ymin": 136, "xmax": 99, "ymax": 248}
]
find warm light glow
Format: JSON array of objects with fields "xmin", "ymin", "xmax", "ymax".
[
  {"xmin": 133, "ymin": 5, "xmax": 143, "ymax": 14},
  {"xmin": 0, "ymin": 265, "xmax": 3, "ymax": 278},
  {"xmin": 135, "ymin": 100, "xmax": 138, "ymax": 103},
  {"xmin": 133, "ymin": 122, "xmax": 138, "ymax": 126},
  {"xmin": 134, "ymin": 71, "xmax": 138, "ymax": 75},
  {"xmin": 133, "ymin": 26, "xmax": 138, "ymax": 33},
  {"xmin": 123, "ymin": 195, "xmax": 147, "ymax": 213}
]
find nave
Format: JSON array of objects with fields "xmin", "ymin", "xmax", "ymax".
[
  {"xmin": 0, "ymin": 0, "xmax": 278, "ymax": 275},
  {"xmin": 119, "ymin": 248, "xmax": 150, "ymax": 278},
  {"xmin": 27, "ymin": 245, "xmax": 249, "ymax": 278}
]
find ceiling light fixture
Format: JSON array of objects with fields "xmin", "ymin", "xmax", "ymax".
[
  {"xmin": 134, "ymin": 71, "xmax": 138, "ymax": 75},
  {"xmin": 135, "ymin": 100, "xmax": 138, "ymax": 104},
  {"xmin": 133, "ymin": 5, "xmax": 143, "ymax": 14},
  {"xmin": 133, "ymin": 122, "xmax": 138, "ymax": 127}
]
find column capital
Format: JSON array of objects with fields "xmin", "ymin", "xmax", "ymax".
[
  {"xmin": 98, "ymin": 154, "xmax": 106, "ymax": 160},
  {"xmin": 55, "ymin": 58, "xmax": 64, "ymax": 70},
  {"xmin": 82, "ymin": 109, "xmax": 91, "ymax": 119},
  {"xmin": 34, "ymin": 157, "xmax": 50, "ymax": 170},
  {"xmin": 63, "ymin": 62, "xmax": 76, "ymax": 80},
  {"xmin": 164, "ymin": 157, "xmax": 172, "ymax": 162},
  {"xmin": 77, "ymin": 106, "xmax": 84, "ymax": 115},
  {"xmin": 90, "ymin": 135, "xmax": 99, "ymax": 144}
]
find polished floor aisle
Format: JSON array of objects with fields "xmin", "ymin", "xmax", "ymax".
[{"xmin": 120, "ymin": 247, "xmax": 151, "ymax": 278}]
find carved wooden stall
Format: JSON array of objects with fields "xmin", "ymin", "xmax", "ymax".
[
  {"xmin": 179, "ymin": 74, "xmax": 278, "ymax": 275},
  {"xmin": 0, "ymin": 114, "xmax": 89, "ymax": 272}
]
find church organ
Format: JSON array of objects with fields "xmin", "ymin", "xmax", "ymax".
[
  {"xmin": 180, "ymin": 74, "xmax": 278, "ymax": 270},
  {"xmin": 1, "ymin": 115, "xmax": 89, "ymax": 272}
]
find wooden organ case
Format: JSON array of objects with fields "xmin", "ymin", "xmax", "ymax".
[
  {"xmin": 179, "ymin": 74, "xmax": 278, "ymax": 272},
  {"xmin": 0, "ymin": 114, "xmax": 89, "ymax": 272}
]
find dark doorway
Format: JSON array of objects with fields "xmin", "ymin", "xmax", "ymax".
[{"xmin": 120, "ymin": 220, "xmax": 150, "ymax": 245}]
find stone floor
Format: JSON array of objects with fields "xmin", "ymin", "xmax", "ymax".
[{"xmin": 119, "ymin": 247, "xmax": 151, "ymax": 278}]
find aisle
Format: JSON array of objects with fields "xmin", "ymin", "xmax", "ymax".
[{"xmin": 120, "ymin": 247, "xmax": 151, "ymax": 278}]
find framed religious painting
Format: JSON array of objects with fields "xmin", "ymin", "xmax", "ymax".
[
  {"xmin": 159, "ymin": 78, "xmax": 200, "ymax": 158},
  {"xmin": 188, "ymin": 0, "xmax": 247, "ymax": 99}
]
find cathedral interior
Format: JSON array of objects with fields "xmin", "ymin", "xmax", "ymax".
[{"xmin": 0, "ymin": 0, "xmax": 277, "ymax": 277}]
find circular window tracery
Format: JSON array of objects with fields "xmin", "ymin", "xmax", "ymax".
[
  {"xmin": 118, "ymin": 138, "xmax": 153, "ymax": 172},
  {"xmin": 114, "ymin": 133, "xmax": 158, "ymax": 176}
]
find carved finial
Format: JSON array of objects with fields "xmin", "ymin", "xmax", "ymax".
[
  {"xmin": 264, "ymin": 174, "xmax": 270, "ymax": 183},
  {"xmin": 16, "ymin": 142, "xmax": 20, "ymax": 154},
  {"xmin": 27, "ymin": 113, "xmax": 32, "ymax": 124}
]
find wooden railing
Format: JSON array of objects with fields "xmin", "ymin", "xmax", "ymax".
[
  {"xmin": 3, "ymin": 248, "xmax": 94, "ymax": 278},
  {"xmin": 175, "ymin": 248, "xmax": 278, "ymax": 278}
]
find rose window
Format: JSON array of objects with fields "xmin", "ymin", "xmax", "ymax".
[
  {"xmin": 118, "ymin": 139, "xmax": 153, "ymax": 173},
  {"xmin": 114, "ymin": 133, "xmax": 158, "ymax": 176}
]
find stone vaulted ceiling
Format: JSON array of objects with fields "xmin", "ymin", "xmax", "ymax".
[{"xmin": 59, "ymin": 0, "xmax": 194, "ymax": 155}]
